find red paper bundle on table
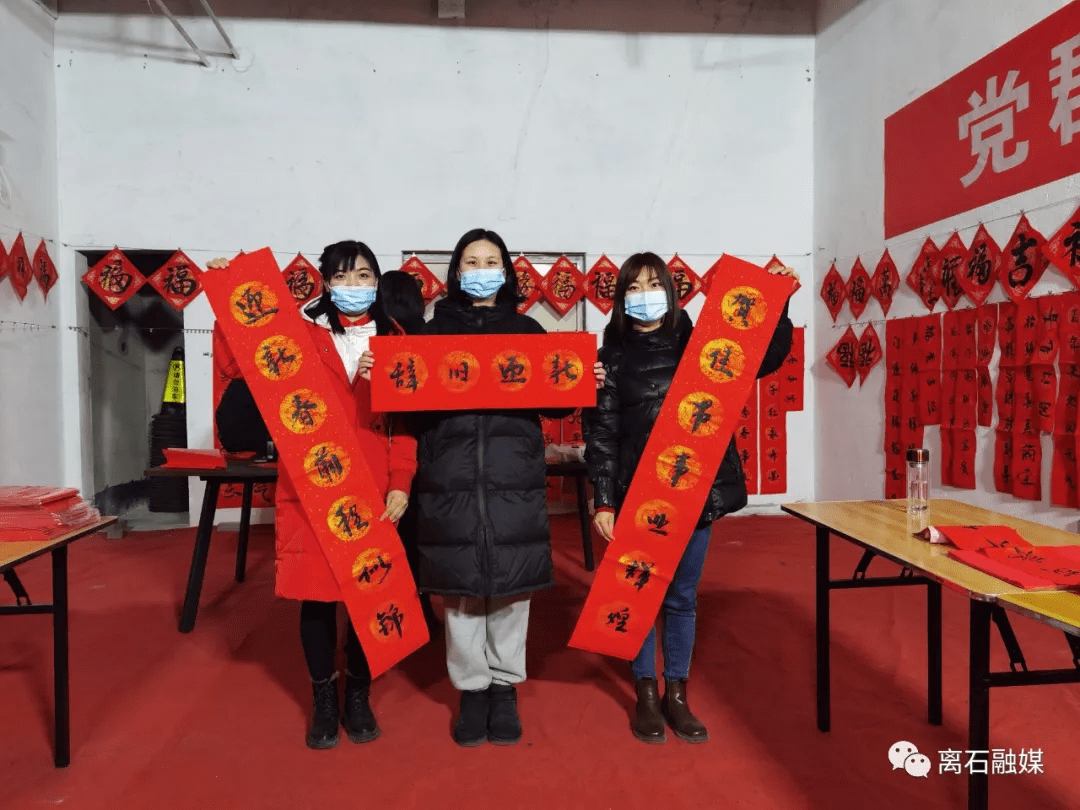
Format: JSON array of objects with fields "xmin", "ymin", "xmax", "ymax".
[
  {"xmin": 540, "ymin": 256, "xmax": 585, "ymax": 316},
  {"xmin": 0, "ymin": 486, "xmax": 101, "ymax": 542},
  {"xmin": 736, "ymin": 383, "xmax": 758, "ymax": 495},
  {"xmin": 826, "ymin": 327, "xmax": 858, "ymax": 388},
  {"xmin": 148, "ymin": 250, "xmax": 203, "ymax": 311},
  {"xmin": 569, "ymin": 256, "xmax": 795, "ymax": 660},
  {"xmin": 956, "ymin": 224, "xmax": 1000, "ymax": 306},
  {"xmin": 399, "ymin": 256, "xmax": 443, "ymax": 305},
  {"xmin": 871, "ymin": 249, "xmax": 900, "ymax": 316},
  {"xmin": 584, "ymin": 255, "xmax": 619, "ymax": 314},
  {"xmin": 856, "ymin": 324, "xmax": 882, "ymax": 385},
  {"xmin": 1044, "ymin": 202, "xmax": 1080, "ymax": 290},
  {"xmin": 202, "ymin": 248, "xmax": 428, "ymax": 677},
  {"xmin": 82, "ymin": 248, "xmax": 146, "ymax": 310},
  {"xmin": 907, "ymin": 238, "xmax": 943, "ymax": 312},
  {"xmin": 32, "ymin": 239, "xmax": 58, "ymax": 300},
  {"xmin": 820, "ymin": 263, "xmax": 846, "ymax": 321},
  {"xmin": 846, "ymin": 258, "xmax": 872, "ymax": 319},
  {"xmin": 759, "ymin": 374, "xmax": 787, "ymax": 495},
  {"xmin": 937, "ymin": 232, "xmax": 967, "ymax": 310},
  {"xmin": 8, "ymin": 233, "xmax": 32, "ymax": 302},
  {"xmin": 1000, "ymin": 215, "xmax": 1048, "ymax": 303},
  {"xmin": 281, "ymin": 254, "xmax": 322, "ymax": 307},
  {"xmin": 667, "ymin": 255, "xmax": 702, "ymax": 308},
  {"xmin": 513, "ymin": 256, "xmax": 545, "ymax": 313}
]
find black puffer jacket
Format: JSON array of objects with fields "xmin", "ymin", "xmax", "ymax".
[
  {"xmin": 413, "ymin": 298, "xmax": 556, "ymax": 598},
  {"xmin": 584, "ymin": 304, "xmax": 793, "ymax": 525}
]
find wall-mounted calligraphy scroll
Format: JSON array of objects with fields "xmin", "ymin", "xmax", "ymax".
[
  {"xmin": 369, "ymin": 333, "xmax": 597, "ymax": 412},
  {"xmin": 201, "ymin": 248, "xmax": 428, "ymax": 678},
  {"xmin": 568, "ymin": 256, "xmax": 795, "ymax": 660}
]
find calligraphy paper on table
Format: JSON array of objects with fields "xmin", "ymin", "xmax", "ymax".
[
  {"xmin": 820, "ymin": 263, "xmax": 846, "ymax": 321},
  {"xmin": 826, "ymin": 327, "xmax": 859, "ymax": 388},
  {"xmin": 1001, "ymin": 215, "xmax": 1049, "ymax": 303},
  {"xmin": 918, "ymin": 524, "xmax": 1032, "ymax": 552},
  {"xmin": 1044, "ymin": 202, "xmax": 1080, "ymax": 290},
  {"xmin": 282, "ymin": 254, "xmax": 323, "ymax": 307},
  {"xmin": 399, "ymin": 256, "xmax": 443, "ymax": 305},
  {"xmin": 32, "ymin": 239, "xmax": 57, "ymax": 300},
  {"xmin": 540, "ymin": 256, "xmax": 585, "ymax": 316},
  {"xmin": 8, "ymin": 233, "xmax": 32, "ymax": 302},
  {"xmin": 667, "ymin": 255, "xmax": 702, "ymax": 308},
  {"xmin": 947, "ymin": 548, "xmax": 1057, "ymax": 591},
  {"xmin": 737, "ymin": 383, "xmax": 758, "ymax": 495},
  {"xmin": 513, "ymin": 256, "xmax": 544, "ymax": 313},
  {"xmin": 584, "ymin": 255, "xmax": 619, "ymax": 315},
  {"xmin": 846, "ymin": 258, "xmax": 872, "ymax": 319},
  {"xmin": 369, "ymin": 333, "xmax": 597, "ymax": 413},
  {"xmin": 201, "ymin": 248, "xmax": 427, "ymax": 677},
  {"xmin": 871, "ymin": 249, "xmax": 900, "ymax": 316},
  {"xmin": 82, "ymin": 248, "xmax": 146, "ymax": 310},
  {"xmin": 907, "ymin": 238, "xmax": 943, "ymax": 312},
  {"xmin": 981, "ymin": 545, "xmax": 1080, "ymax": 590},
  {"xmin": 148, "ymin": 250, "xmax": 203, "ymax": 311},
  {"xmin": 937, "ymin": 232, "xmax": 967, "ymax": 310},
  {"xmin": 569, "ymin": 256, "xmax": 795, "ymax": 659},
  {"xmin": 856, "ymin": 324, "xmax": 882, "ymax": 385},
  {"xmin": 958, "ymin": 225, "xmax": 1001, "ymax": 306}
]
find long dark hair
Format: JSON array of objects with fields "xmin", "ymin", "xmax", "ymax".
[
  {"xmin": 602, "ymin": 252, "xmax": 679, "ymax": 345},
  {"xmin": 304, "ymin": 240, "xmax": 392, "ymax": 335},
  {"xmin": 379, "ymin": 270, "xmax": 426, "ymax": 334},
  {"xmin": 445, "ymin": 228, "xmax": 523, "ymax": 311}
]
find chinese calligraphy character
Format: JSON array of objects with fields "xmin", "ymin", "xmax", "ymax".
[
  {"xmin": 551, "ymin": 270, "xmax": 577, "ymax": 300},
  {"xmin": 606, "ymin": 607, "xmax": 630, "ymax": 633},
  {"xmin": 690, "ymin": 398, "xmax": 713, "ymax": 433},
  {"xmin": 647, "ymin": 512, "xmax": 670, "ymax": 535},
  {"xmin": 708, "ymin": 346, "xmax": 736, "ymax": 378},
  {"xmin": 1009, "ymin": 232, "xmax": 1038, "ymax": 287},
  {"xmin": 729, "ymin": 291, "xmax": 758, "ymax": 327},
  {"xmin": 549, "ymin": 354, "xmax": 578, "ymax": 384},
  {"xmin": 958, "ymin": 71, "xmax": 1030, "ymax": 187},
  {"xmin": 163, "ymin": 264, "xmax": 197, "ymax": 297},
  {"xmin": 312, "ymin": 445, "xmax": 345, "ymax": 484},
  {"xmin": 334, "ymin": 502, "xmax": 369, "ymax": 538},
  {"xmin": 357, "ymin": 555, "xmax": 392, "ymax": 586},
  {"xmin": 290, "ymin": 394, "xmax": 318, "ymax": 427},
  {"xmin": 99, "ymin": 259, "xmax": 133, "ymax": 294},
  {"xmin": 624, "ymin": 561, "xmax": 652, "ymax": 591},
  {"xmin": 668, "ymin": 452, "xmax": 692, "ymax": 488},
  {"xmin": 390, "ymin": 358, "xmax": 419, "ymax": 391},
  {"xmin": 261, "ymin": 343, "xmax": 296, "ymax": 377},
  {"xmin": 498, "ymin": 356, "xmax": 527, "ymax": 384},
  {"xmin": 237, "ymin": 285, "xmax": 279, "ymax": 324},
  {"xmin": 1050, "ymin": 34, "xmax": 1080, "ymax": 145},
  {"xmin": 286, "ymin": 268, "xmax": 315, "ymax": 301},
  {"xmin": 376, "ymin": 604, "xmax": 405, "ymax": 638},
  {"xmin": 592, "ymin": 270, "xmax": 616, "ymax": 300},
  {"xmin": 448, "ymin": 361, "xmax": 470, "ymax": 382}
]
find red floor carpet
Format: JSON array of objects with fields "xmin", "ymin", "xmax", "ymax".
[{"xmin": 3, "ymin": 514, "xmax": 1079, "ymax": 809}]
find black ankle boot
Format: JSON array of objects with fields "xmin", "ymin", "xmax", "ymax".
[
  {"xmin": 306, "ymin": 675, "xmax": 339, "ymax": 749},
  {"xmin": 342, "ymin": 671, "xmax": 379, "ymax": 744},
  {"xmin": 487, "ymin": 683, "xmax": 522, "ymax": 745},
  {"xmin": 452, "ymin": 688, "xmax": 489, "ymax": 747}
]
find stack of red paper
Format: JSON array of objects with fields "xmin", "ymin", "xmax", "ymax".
[
  {"xmin": 0, "ymin": 486, "xmax": 101, "ymax": 543},
  {"xmin": 919, "ymin": 524, "xmax": 1080, "ymax": 591}
]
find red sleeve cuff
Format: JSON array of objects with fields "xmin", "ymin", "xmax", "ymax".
[
  {"xmin": 388, "ymin": 470, "xmax": 414, "ymax": 495},
  {"xmin": 594, "ymin": 506, "xmax": 615, "ymax": 515}
]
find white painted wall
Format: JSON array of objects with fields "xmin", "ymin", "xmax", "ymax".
[
  {"xmin": 0, "ymin": 0, "xmax": 62, "ymax": 486},
  {"xmin": 815, "ymin": 0, "xmax": 1080, "ymax": 528},
  {"xmin": 51, "ymin": 14, "xmax": 815, "ymax": 522}
]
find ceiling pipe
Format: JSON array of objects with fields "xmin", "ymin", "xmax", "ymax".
[
  {"xmin": 195, "ymin": 0, "xmax": 239, "ymax": 60},
  {"xmin": 151, "ymin": 0, "xmax": 212, "ymax": 68}
]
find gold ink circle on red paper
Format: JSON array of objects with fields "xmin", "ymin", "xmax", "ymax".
[
  {"xmin": 254, "ymin": 336, "xmax": 303, "ymax": 381},
  {"xmin": 327, "ymin": 496, "xmax": 374, "ymax": 542},
  {"xmin": 438, "ymin": 350, "xmax": 480, "ymax": 394},
  {"xmin": 491, "ymin": 350, "xmax": 532, "ymax": 392},
  {"xmin": 699, "ymin": 338, "xmax": 746, "ymax": 384},
  {"xmin": 383, "ymin": 352, "xmax": 429, "ymax": 394},
  {"xmin": 351, "ymin": 547, "xmax": 394, "ymax": 592},
  {"xmin": 229, "ymin": 281, "xmax": 281, "ymax": 327},
  {"xmin": 676, "ymin": 392, "xmax": 723, "ymax": 437},
  {"xmin": 616, "ymin": 551, "xmax": 659, "ymax": 590},
  {"xmin": 655, "ymin": 445, "xmax": 704, "ymax": 491},
  {"xmin": 279, "ymin": 388, "xmax": 327, "ymax": 434},
  {"xmin": 720, "ymin": 285, "xmax": 767, "ymax": 330},
  {"xmin": 542, "ymin": 350, "xmax": 584, "ymax": 392},
  {"xmin": 303, "ymin": 442, "xmax": 351, "ymax": 488}
]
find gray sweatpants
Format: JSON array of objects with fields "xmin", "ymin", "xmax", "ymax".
[{"xmin": 443, "ymin": 594, "xmax": 531, "ymax": 691}]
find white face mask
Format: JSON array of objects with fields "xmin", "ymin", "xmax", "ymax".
[
  {"xmin": 624, "ymin": 290, "xmax": 669, "ymax": 322},
  {"xmin": 459, "ymin": 268, "xmax": 505, "ymax": 299}
]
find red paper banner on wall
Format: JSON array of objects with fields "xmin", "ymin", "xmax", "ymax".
[
  {"xmin": 759, "ymin": 375, "xmax": 787, "ymax": 495},
  {"xmin": 148, "ymin": 250, "xmax": 203, "ymax": 311},
  {"xmin": 540, "ymin": 256, "xmax": 585, "ymax": 315},
  {"xmin": 1001, "ymin": 215, "xmax": 1049, "ymax": 302},
  {"xmin": 32, "ymin": 239, "xmax": 58, "ymax": 300},
  {"xmin": 667, "ymin": 255, "xmax": 702, "ymax": 308},
  {"xmin": 569, "ymin": 256, "xmax": 795, "ymax": 659},
  {"xmin": 369, "ymin": 333, "xmax": 597, "ymax": 412},
  {"xmin": 513, "ymin": 256, "xmax": 544, "ymax": 313},
  {"xmin": 201, "ymin": 248, "xmax": 427, "ymax": 677},
  {"xmin": 399, "ymin": 256, "xmax": 443, "ymax": 305},
  {"xmin": 884, "ymin": 1, "xmax": 1080, "ymax": 238},
  {"xmin": 8, "ymin": 233, "xmax": 32, "ymax": 302},
  {"xmin": 282, "ymin": 254, "xmax": 323, "ymax": 307},
  {"xmin": 872, "ymin": 249, "xmax": 900, "ymax": 316},
  {"xmin": 82, "ymin": 248, "xmax": 146, "ymax": 310},
  {"xmin": 737, "ymin": 383, "xmax": 758, "ymax": 495},
  {"xmin": 584, "ymin": 255, "xmax": 619, "ymax": 314}
]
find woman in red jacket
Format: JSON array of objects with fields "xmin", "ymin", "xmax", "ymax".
[{"xmin": 212, "ymin": 241, "xmax": 417, "ymax": 749}]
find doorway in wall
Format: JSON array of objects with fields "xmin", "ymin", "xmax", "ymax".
[{"xmin": 81, "ymin": 250, "xmax": 188, "ymax": 525}]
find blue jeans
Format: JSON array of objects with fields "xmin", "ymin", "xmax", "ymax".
[{"xmin": 631, "ymin": 525, "xmax": 712, "ymax": 680}]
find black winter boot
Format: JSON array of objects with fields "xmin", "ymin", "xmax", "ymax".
[
  {"xmin": 487, "ymin": 683, "xmax": 522, "ymax": 745},
  {"xmin": 452, "ymin": 688, "xmax": 489, "ymax": 747},
  {"xmin": 342, "ymin": 671, "xmax": 379, "ymax": 744},
  {"xmin": 305, "ymin": 674, "xmax": 339, "ymax": 749}
]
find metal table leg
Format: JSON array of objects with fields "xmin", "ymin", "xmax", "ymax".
[
  {"xmin": 51, "ymin": 545, "xmax": 70, "ymax": 767},
  {"xmin": 816, "ymin": 525, "xmax": 831, "ymax": 732},
  {"xmin": 235, "ymin": 481, "xmax": 254, "ymax": 583},
  {"xmin": 179, "ymin": 480, "xmax": 220, "ymax": 633}
]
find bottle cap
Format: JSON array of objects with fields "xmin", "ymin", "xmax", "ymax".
[{"xmin": 907, "ymin": 448, "xmax": 930, "ymax": 463}]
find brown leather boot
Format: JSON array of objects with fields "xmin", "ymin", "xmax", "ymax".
[
  {"xmin": 631, "ymin": 678, "xmax": 666, "ymax": 743},
  {"xmin": 662, "ymin": 678, "xmax": 709, "ymax": 743}
]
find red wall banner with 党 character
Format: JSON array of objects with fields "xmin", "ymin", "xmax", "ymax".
[
  {"xmin": 368, "ymin": 334, "xmax": 597, "ymax": 412},
  {"xmin": 201, "ymin": 248, "xmax": 427, "ymax": 678},
  {"xmin": 884, "ymin": 1, "xmax": 1080, "ymax": 238},
  {"xmin": 569, "ymin": 256, "xmax": 795, "ymax": 659}
]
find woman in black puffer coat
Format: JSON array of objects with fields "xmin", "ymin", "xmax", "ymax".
[
  {"xmin": 584, "ymin": 252, "xmax": 795, "ymax": 746},
  {"xmin": 412, "ymin": 228, "xmax": 602, "ymax": 749}
]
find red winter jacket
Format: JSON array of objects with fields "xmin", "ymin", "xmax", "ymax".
[{"xmin": 213, "ymin": 318, "xmax": 418, "ymax": 602}]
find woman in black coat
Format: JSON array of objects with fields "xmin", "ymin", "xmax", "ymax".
[
  {"xmin": 411, "ymin": 228, "xmax": 602, "ymax": 748},
  {"xmin": 583, "ymin": 252, "xmax": 796, "ymax": 745}
]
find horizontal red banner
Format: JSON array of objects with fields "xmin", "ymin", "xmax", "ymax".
[
  {"xmin": 884, "ymin": 1, "xmax": 1080, "ymax": 238},
  {"xmin": 369, "ymin": 333, "xmax": 598, "ymax": 412}
]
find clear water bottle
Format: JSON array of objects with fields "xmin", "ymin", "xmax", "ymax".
[{"xmin": 906, "ymin": 448, "xmax": 930, "ymax": 514}]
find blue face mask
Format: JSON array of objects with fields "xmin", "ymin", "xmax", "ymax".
[
  {"xmin": 625, "ymin": 289, "xmax": 669, "ymax": 323},
  {"xmin": 459, "ymin": 268, "xmax": 505, "ymax": 300},
  {"xmin": 330, "ymin": 284, "xmax": 377, "ymax": 315}
]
